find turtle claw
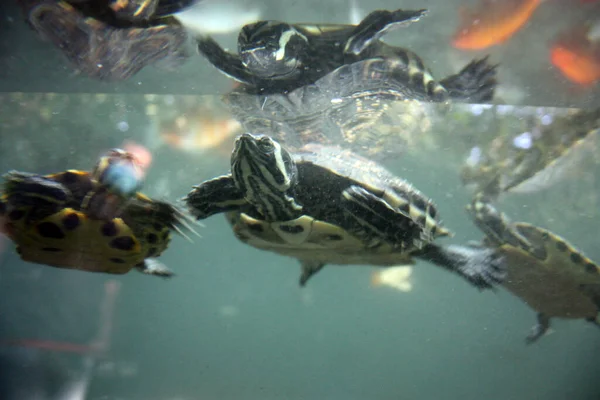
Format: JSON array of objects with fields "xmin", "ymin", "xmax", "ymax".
[
  {"xmin": 458, "ymin": 245, "xmax": 507, "ymax": 289},
  {"xmin": 525, "ymin": 314, "xmax": 550, "ymax": 344}
]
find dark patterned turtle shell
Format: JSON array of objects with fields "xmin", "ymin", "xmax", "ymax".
[
  {"xmin": 231, "ymin": 143, "xmax": 451, "ymax": 254},
  {"xmin": 18, "ymin": 0, "xmax": 195, "ymax": 80},
  {"xmin": 0, "ymin": 153, "xmax": 195, "ymax": 277},
  {"xmin": 460, "ymin": 107, "xmax": 600, "ymax": 200},
  {"xmin": 467, "ymin": 194, "xmax": 600, "ymax": 343}
]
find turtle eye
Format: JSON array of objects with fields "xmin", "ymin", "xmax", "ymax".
[{"xmin": 258, "ymin": 138, "xmax": 274, "ymax": 152}]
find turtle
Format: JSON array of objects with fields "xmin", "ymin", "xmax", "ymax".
[
  {"xmin": 460, "ymin": 107, "xmax": 600, "ymax": 201},
  {"xmin": 0, "ymin": 148, "xmax": 197, "ymax": 277},
  {"xmin": 17, "ymin": 0, "xmax": 198, "ymax": 80},
  {"xmin": 198, "ymin": 8, "xmax": 498, "ymax": 99},
  {"xmin": 466, "ymin": 193, "xmax": 600, "ymax": 344},
  {"xmin": 184, "ymin": 133, "xmax": 505, "ymax": 288}
]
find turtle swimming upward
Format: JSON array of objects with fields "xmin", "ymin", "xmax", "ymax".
[
  {"xmin": 467, "ymin": 193, "xmax": 600, "ymax": 344},
  {"xmin": 17, "ymin": 0, "xmax": 197, "ymax": 80},
  {"xmin": 198, "ymin": 8, "xmax": 497, "ymax": 101},
  {"xmin": 0, "ymin": 148, "xmax": 197, "ymax": 277},
  {"xmin": 184, "ymin": 133, "xmax": 505, "ymax": 288}
]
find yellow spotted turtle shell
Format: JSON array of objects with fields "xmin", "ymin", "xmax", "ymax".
[
  {"xmin": 0, "ymin": 170, "xmax": 174, "ymax": 274},
  {"xmin": 485, "ymin": 221, "xmax": 600, "ymax": 319}
]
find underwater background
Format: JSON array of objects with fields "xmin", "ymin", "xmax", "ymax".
[{"xmin": 0, "ymin": 0, "xmax": 600, "ymax": 399}]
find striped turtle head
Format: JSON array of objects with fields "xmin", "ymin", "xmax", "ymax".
[
  {"xmin": 238, "ymin": 21, "xmax": 308, "ymax": 79},
  {"xmin": 231, "ymin": 133, "xmax": 301, "ymax": 220},
  {"xmin": 92, "ymin": 149, "xmax": 144, "ymax": 200}
]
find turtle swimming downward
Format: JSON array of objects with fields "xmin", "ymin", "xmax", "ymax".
[
  {"xmin": 185, "ymin": 133, "xmax": 505, "ymax": 288},
  {"xmin": 0, "ymin": 148, "xmax": 197, "ymax": 277},
  {"xmin": 467, "ymin": 194, "xmax": 600, "ymax": 344}
]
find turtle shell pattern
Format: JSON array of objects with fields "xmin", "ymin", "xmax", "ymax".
[
  {"xmin": 1, "ymin": 169, "xmax": 177, "ymax": 274},
  {"xmin": 468, "ymin": 198, "xmax": 600, "ymax": 319}
]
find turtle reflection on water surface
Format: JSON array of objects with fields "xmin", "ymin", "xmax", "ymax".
[
  {"xmin": 185, "ymin": 133, "xmax": 505, "ymax": 289},
  {"xmin": 0, "ymin": 148, "xmax": 197, "ymax": 277},
  {"xmin": 199, "ymin": 8, "xmax": 497, "ymax": 101},
  {"xmin": 18, "ymin": 0, "xmax": 197, "ymax": 80}
]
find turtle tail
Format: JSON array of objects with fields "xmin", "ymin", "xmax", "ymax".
[
  {"xmin": 415, "ymin": 243, "xmax": 506, "ymax": 290},
  {"xmin": 439, "ymin": 56, "xmax": 498, "ymax": 103}
]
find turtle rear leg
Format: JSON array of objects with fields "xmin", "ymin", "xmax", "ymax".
[
  {"xmin": 183, "ymin": 175, "xmax": 246, "ymax": 220},
  {"xmin": 340, "ymin": 185, "xmax": 421, "ymax": 247},
  {"xmin": 415, "ymin": 243, "xmax": 506, "ymax": 290},
  {"xmin": 526, "ymin": 313, "xmax": 551, "ymax": 345},
  {"xmin": 299, "ymin": 260, "xmax": 325, "ymax": 287},
  {"xmin": 135, "ymin": 259, "xmax": 174, "ymax": 278},
  {"xmin": 344, "ymin": 9, "xmax": 427, "ymax": 55},
  {"xmin": 439, "ymin": 56, "xmax": 498, "ymax": 103}
]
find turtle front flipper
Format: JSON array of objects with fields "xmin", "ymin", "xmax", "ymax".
[
  {"xmin": 123, "ymin": 197, "xmax": 199, "ymax": 241},
  {"xmin": 340, "ymin": 185, "xmax": 423, "ymax": 247},
  {"xmin": 526, "ymin": 313, "xmax": 551, "ymax": 345},
  {"xmin": 344, "ymin": 8, "xmax": 427, "ymax": 55},
  {"xmin": 135, "ymin": 258, "xmax": 174, "ymax": 278},
  {"xmin": 197, "ymin": 36, "xmax": 258, "ymax": 85},
  {"xmin": 439, "ymin": 56, "xmax": 498, "ymax": 103},
  {"xmin": 184, "ymin": 175, "xmax": 247, "ymax": 220},
  {"xmin": 415, "ymin": 243, "xmax": 506, "ymax": 289}
]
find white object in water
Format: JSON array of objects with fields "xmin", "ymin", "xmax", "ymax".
[
  {"xmin": 512, "ymin": 132, "xmax": 533, "ymax": 150},
  {"xmin": 586, "ymin": 20, "xmax": 600, "ymax": 42},
  {"xmin": 174, "ymin": 0, "xmax": 261, "ymax": 35},
  {"xmin": 371, "ymin": 265, "xmax": 413, "ymax": 292}
]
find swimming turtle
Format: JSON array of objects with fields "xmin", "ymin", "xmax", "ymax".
[
  {"xmin": 198, "ymin": 8, "xmax": 498, "ymax": 99},
  {"xmin": 460, "ymin": 107, "xmax": 600, "ymax": 200},
  {"xmin": 0, "ymin": 148, "xmax": 197, "ymax": 277},
  {"xmin": 18, "ymin": 0, "xmax": 197, "ymax": 80},
  {"xmin": 184, "ymin": 133, "xmax": 505, "ymax": 288},
  {"xmin": 466, "ymin": 193, "xmax": 600, "ymax": 344}
]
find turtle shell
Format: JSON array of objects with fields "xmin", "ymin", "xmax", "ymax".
[
  {"xmin": 461, "ymin": 107, "xmax": 600, "ymax": 199},
  {"xmin": 468, "ymin": 198, "xmax": 600, "ymax": 320},
  {"xmin": 21, "ymin": 0, "xmax": 190, "ymax": 80},
  {"xmin": 226, "ymin": 143, "xmax": 451, "ymax": 263},
  {"xmin": 1, "ymin": 169, "xmax": 188, "ymax": 275}
]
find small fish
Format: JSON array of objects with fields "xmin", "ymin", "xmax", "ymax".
[
  {"xmin": 452, "ymin": 0, "xmax": 543, "ymax": 50},
  {"xmin": 550, "ymin": 21, "xmax": 600, "ymax": 85},
  {"xmin": 371, "ymin": 266, "xmax": 413, "ymax": 292},
  {"xmin": 174, "ymin": 0, "xmax": 261, "ymax": 35}
]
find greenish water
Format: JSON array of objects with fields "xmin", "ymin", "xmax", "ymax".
[{"xmin": 1, "ymin": 0, "xmax": 600, "ymax": 399}]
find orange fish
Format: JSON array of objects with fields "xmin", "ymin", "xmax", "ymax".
[
  {"xmin": 550, "ymin": 22, "xmax": 600, "ymax": 86},
  {"xmin": 160, "ymin": 112, "xmax": 242, "ymax": 156},
  {"xmin": 452, "ymin": 0, "xmax": 543, "ymax": 50}
]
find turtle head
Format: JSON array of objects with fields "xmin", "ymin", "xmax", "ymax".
[
  {"xmin": 238, "ymin": 21, "xmax": 308, "ymax": 80},
  {"xmin": 231, "ymin": 133, "xmax": 302, "ymax": 220}
]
